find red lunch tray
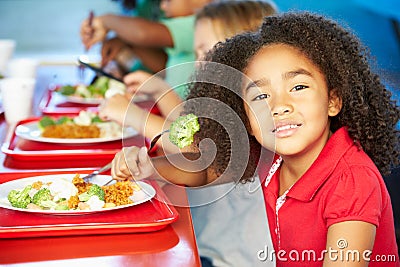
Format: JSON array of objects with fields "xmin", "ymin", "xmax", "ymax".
[
  {"xmin": 38, "ymin": 86, "xmax": 99, "ymax": 115},
  {"xmin": 0, "ymin": 174, "xmax": 179, "ymax": 239},
  {"xmin": 1, "ymin": 117, "xmax": 149, "ymax": 162},
  {"xmin": 38, "ymin": 86, "xmax": 161, "ymax": 116}
]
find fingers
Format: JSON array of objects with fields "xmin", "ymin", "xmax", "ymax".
[
  {"xmin": 101, "ymin": 46, "xmax": 111, "ymax": 67},
  {"xmin": 111, "ymin": 147, "xmax": 139, "ymax": 180},
  {"xmin": 123, "ymin": 71, "xmax": 151, "ymax": 94},
  {"xmin": 97, "ymin": 100, "xmax": 109, "ymax": 121},
  {"xmin": 80, "ymin": 17, "xmax": 107, "ymax": 50},
  {"xmin": 111, "ymin": 146, "xmax": 154, "ymax": 183},
  {"xmin": 137, "ymin": 146, "xmax": 150, "ymax": 168}
]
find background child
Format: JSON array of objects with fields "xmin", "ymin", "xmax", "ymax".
[
  {"xmin": 99, "ymin": 0, "xmax": 277, "ymax": 155},
  {"xmin": 112, "ymin": 12, "xmax": 400, "ymax": 266},
  {"xmin": 101, "ymin": 0, "xmax": 166, "ymax": 75},
  {"xmin": 81, "ymin": 0, "xmax": 212, "ymax": 98}
]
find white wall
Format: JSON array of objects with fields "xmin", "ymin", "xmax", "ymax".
[{"xmin": 0, "ymin": 0, "xmax": 120, "ymax": 62}]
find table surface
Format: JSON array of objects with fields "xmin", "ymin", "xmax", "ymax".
[{"xmin": 0, "ymin": 65, "xmax": 201, "ymax": 266}]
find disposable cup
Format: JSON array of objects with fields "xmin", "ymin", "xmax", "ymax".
[
  {"xmin": 0, "ymin": 78, "xmax": 36, "ymax": 125},
  {"xmin": 0, "ymin": 39, "xmax": 16, "ymax": 75},
  {"xmin": 7, "ymin": 58, "xmax": 38, "ymax": 79}
]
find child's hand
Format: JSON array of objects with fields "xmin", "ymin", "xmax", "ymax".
[
  {"xmin": 101, "ymin": 37, "xmax": 128, "ymax": 67},
  {"xmin": 80, "ymin": 16, "xmax": 108, "ymax": 50},
  {"xmin": 111, "ymin": 146, "xmax": 154, "ymax": 181},
  {"xmin": 123, "ymin": 71, "xmax": 170, "ymax": 98},
  {"xmin": 98, "ymin": 94, "xmax": 130, "ymax": 124}
]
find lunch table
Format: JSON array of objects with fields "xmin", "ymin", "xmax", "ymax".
[{"xmin": 0, "ymin": 64, "xmax": 201, "ymax": 266}]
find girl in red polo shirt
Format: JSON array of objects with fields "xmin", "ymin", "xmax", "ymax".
[
  {"xmin": 111, "ymin": 12, "xmax": 399, "ymax": 266},
  {"xmin": 183, "ymin": 12, "xmax": 399, "ymax": 266}
]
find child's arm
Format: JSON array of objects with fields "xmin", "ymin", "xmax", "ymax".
[
  {"xmin": 111, "ymin": 146, "xmax": 209, "ymax": 186},
  {"xmin": 98, "ymin": 94, "xmax": 181, "ymax": 154},
  {"xmin": 123, "ymin": 71, "xmax": 183, "ymax": 119},
  {"xmin": 81, "ymin": 15, "xmax": 173, "ymax": 50},
  {"xmin": 323, "ymin": 221, "xmax": 376, "ymax": 266}
]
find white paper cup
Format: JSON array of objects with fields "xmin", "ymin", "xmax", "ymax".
[
  {"xmin": 0, "ymin": 78, "xmax": 36, "ymax": 125},
  {"xmin": 0, "ymin": 39, "xmax": 16, "ymax": 75},
  {"xmin": 7, "ymin": 58, "xmax": 38, "ymax": 79}
]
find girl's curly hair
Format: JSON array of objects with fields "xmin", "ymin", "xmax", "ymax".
[{"xmin": 185, "ymin": 12, "xmax": 399, "ymax": 177}]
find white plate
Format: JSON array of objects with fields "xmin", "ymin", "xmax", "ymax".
[
  {"xmin": 57, "ymin": 93, "xmax": 104, "ymax": 105},
  {"xmin": 15, "ymin": 121, "xmax": 138, "ymax": 144},
  {"xmin": 0, "ymin": 174, "xmax": 156, "ymax": 215}
]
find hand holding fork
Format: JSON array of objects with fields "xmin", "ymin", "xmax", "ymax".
[{"xmin": 82, "ymin": 130, "xmax": 169, "ymax": 185}]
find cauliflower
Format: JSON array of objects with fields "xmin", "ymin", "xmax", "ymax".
[
  {"xmin": 86, "ymin": 195, "xmax": 105, "ymax": 210},
  {"xmin": 49, "ymin": 179, "xmax": 78, "ymax": 202}
]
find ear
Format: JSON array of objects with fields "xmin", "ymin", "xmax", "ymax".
[{"xmin": 328, "ymin": 89, "xmax": 342, "ymax": 117}]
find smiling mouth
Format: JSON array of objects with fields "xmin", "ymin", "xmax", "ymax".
[{"xmin": 272, "ymin": 123, "xmax": 302, "ymax": 133}]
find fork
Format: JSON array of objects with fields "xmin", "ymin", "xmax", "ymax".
[
  {"xmin": 78, "ymin": 11, "xmax": 94, "ymax": 83},
  {"xmin": 99, "ymin": 129, "xmax": 170, "ymax": 186},
  {"xmin": 82, "ymin": 162, "xmax": 112, "ymax": 182}
]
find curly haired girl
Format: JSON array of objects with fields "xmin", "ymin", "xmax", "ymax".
[
  {"xmin": 184, "ymin": 12, "xmax": 399, "ymax": 266},
  {"xmin": 111, "ymin": 11, "xmax": 399, "ymax": 266}
]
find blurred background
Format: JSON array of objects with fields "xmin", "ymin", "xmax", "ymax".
[{"xmin": 0, "ymin": 0, "xmax": 399, "ymax": 98}]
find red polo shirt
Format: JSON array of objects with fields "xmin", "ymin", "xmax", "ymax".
[{"xmin": 262, "ymin": 127, "xmax": 399, "ymax": 266}]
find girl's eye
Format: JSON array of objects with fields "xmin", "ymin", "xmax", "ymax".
[
  {"xmin": 252, "ymin": 93, "xmax": 270, "ymax": 101},
  {"xmin": 291, "ymin": 85, "xmax": 308, "ymax": 91}
]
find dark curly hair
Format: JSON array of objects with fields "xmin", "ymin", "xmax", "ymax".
[{"xmin": 185, "ymin": 12, "xmax": 399, "ymax": 179}]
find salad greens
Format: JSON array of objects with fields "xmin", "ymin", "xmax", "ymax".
[
  {"xmin": 38, "ymin": 111, "xmax": 103, "ymax": 130},
  {"xmin": 57, "ymin": 76, "xmax": 125, "ymax": 99},
  {"xmin": 169, "ymin": 113, "xmax": 200, "ymax": 149}
]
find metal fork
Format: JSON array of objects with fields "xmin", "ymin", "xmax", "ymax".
[
  {"xmin": 100, "ymin": 129, "xmax": 170, "ymax": 186},
  {"xmin": 82, "ymin": 162, "xmax": 112, "ymax": 182}
]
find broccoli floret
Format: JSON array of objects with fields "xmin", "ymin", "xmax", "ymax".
[
  {"xmin": 7, "ymin": 185, "xmax": 32, "ymax": 209},
  {"xmin": 32, "ymin": 188, "xmax": 52, "ymax": 206},
  {"xmin": 91, "ymin": 115, "xmax": 103, "ymax": 123},
  {"xmin": 56, "ymin": 116, "xmax": 72, "ymax": 125},
  {"xmin": 58, "ymin": 85, "xmax": 75, "ymax": 96},
  {"xmin": 79, "ymin": 184, "xmax": 105, "ymax": 202},
  {"xmin": 169, "ymin": 113, "xmax": 200, "ymax": 148},
  {"xmin": 38, "ymin": 116, "xmax": 55, "ymax": 130},
  {"xmin": 55, "ymin": 200, "xmax": 69, "ymax": 210}
]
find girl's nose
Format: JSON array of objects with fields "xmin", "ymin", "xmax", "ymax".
[
  {"xmin": 270, "ymin": 91, "xmax": 293, "ymax": 116},
  {"xmin": 272, "ymin": 105, "xmax": 293, "ymax": 116}
]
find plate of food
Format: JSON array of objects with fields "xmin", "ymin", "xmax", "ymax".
[
  {"xmin": 0, "ymin": 173, "xmax": 156, "ymax": 215},
  {"xmin": 55, "ymin": 76, "xmax": 126, "ymax": 104},
  {"xmin": 15, "ymin": 110, "xmax": 137, "ymax": 144}
]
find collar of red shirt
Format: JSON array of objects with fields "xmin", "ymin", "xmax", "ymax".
[{"xmin": 267, "ymin": 127, "xmax": 356, "ymax": 202}]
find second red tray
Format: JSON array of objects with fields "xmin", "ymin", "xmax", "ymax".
[{"xmin": 1, "ymin": 117, "xmax": 149, "ymax": 162}]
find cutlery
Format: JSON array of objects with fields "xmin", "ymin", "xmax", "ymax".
[
  {"xmin": 78, "ymin": 11, "xmax": 94, "ymax": 83},
  {"xmin": 82, "ymin": 162, "xmax": 112, "ymax": 182},
  {"xmin": 102, "ymin": 129, "xmax": 170, "ymax": 186},
  {"xmin": 78, "ymin": 57, "xmax": 124, "ymax": 83}
]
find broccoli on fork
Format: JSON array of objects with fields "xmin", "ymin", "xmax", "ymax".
[
  {"xmin": 7, "ymin": 185, "xmax": 33, "ymax": 209},
  {"xmin": 169, "ymin": 113, "xmax": 200, "ymax": 149}
]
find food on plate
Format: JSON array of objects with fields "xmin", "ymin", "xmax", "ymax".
[
  {"xmin": 57, "ymin": 76, "xmax": 126, "ymax": 100},
  {"xmin": 169, "ymin": 113, "xmax": 200, "ymax": 148},
  {"xmin": 6, "ymin": 174, "xmax": 141, "ymax": 211},
  {"xmin": 42, "ymin": 124, "xmax": 101, "ymax": 139},
  {"xmin": 39, "ymin": 110, "xmax": 123, "ymax": 139}
]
